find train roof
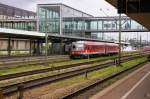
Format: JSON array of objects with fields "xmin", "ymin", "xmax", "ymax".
[
  {"xmin": 105, "ymin": 42, "xmax": 118, "ymax": 46},
  {"xmin": 74, "ymin": 41, "xmax": 118, "ymax": 46}
]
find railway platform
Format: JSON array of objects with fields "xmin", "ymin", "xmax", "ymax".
[{"xmin": 91, "ymin": 62, "xmax": 150, "ymax": 99}]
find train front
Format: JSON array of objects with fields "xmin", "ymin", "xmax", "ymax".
[{"xmin": 70, "ymin": 41, "xmax": 85, "ymax": 58}]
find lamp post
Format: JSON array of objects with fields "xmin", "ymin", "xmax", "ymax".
[{"xmin": 100, "ymin": 8, "xmax": 122, "ymax": 65}]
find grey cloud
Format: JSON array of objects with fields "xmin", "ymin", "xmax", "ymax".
[{"xmin": 0, "ymin": 0, "xmax": 117, "ymax": 16}]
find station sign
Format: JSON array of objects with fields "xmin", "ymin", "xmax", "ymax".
[{"xmin": 118, "ymin": 0, "xmax": 150, "ymax": 14}]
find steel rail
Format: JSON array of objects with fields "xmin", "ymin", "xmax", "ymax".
[
  {"xmin": 1, "ymin": 55, "xmax": 145, "ymax": 95},
  {"xmin": 0, "ymin": 56, "xmax": 69, "ymax": 68}
]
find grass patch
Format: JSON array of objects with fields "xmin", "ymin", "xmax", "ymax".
[
  {"xmin": 0, "ymin": 55, "xmax": 117, "ymax": 76},
  {"xmin": 0, "ymin": 51, "xmax": 139, "ymax": 76},
  {"xmin": 87, "ymin": 57, "xmax": 147, "ymax": 79},
  {"xmin": 0, "ymin": 65, "xmax": 45, "ymax": 76}
]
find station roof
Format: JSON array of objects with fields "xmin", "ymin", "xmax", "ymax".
[
  {"xmin": 47, "ymin": 33, "xmax": 113, "ymax": 43},
  {"xmin": 0, "ymin": 28, "xmax": 44, "ymax": 36},
  {"xmin": 0, "ymin": 28, "xmax": 44, "ymax": 39},
  {"xmin": 0, "ymin": 28, "xmax": 113, "ymax": 43}
]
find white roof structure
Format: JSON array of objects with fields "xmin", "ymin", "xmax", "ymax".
[
  {"xmin": 0, "ymin": 27, "xmax": 114, "ymax": 42},
  {"xmin": 0, "ymin": 28, "xmax": 45, "ymax": 37}
]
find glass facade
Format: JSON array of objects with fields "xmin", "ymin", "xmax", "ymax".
[
  {"xmin": 62, "ymin": 17, "xmax": 145, "ymax": 31},
  {"xmin": 38, "ymin": 5, "xmax": 60, "ymax": 34},
  {"xmin": 63, "ymin": 18, "xmax": 85, "ymax": 36},
  {"xmin": 37, "ymin": 4, "xmax": 92, "ymax": 37},
  {"xmin": 61, "ymin": 5, "xmax": 92, "ymax": 18},
  {"xmin": 0, "ymin": 21, "xmax": 36, "ymax": 31},
  {"xmin": 36, "ymin": 4, "xmax": 147, "ymax": 38}
]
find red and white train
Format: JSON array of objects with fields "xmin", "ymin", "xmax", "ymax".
[
  {"xmin": 142, "ymin": 46, "xmax": 150, "ymax": 52},
  {"xmin": 70, "ymin": 41, "xmax": 119, "ymax": 58}
]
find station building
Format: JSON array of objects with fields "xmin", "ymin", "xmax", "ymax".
[{"xmin": 0, "ymin": 3, "xmax": 148, "ymax": 56}]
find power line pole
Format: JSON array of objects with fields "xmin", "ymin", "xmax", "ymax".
[
  {"xmin": 117, "ymin": 0, "xmax": 124, "ymax": 66},
  {"xmin": 45, "ymin": 9, "xmax": 48, "ymax": 61},
  {"xmin": 140, "ymin": 35, "xmax": 142, "ymax": 49},
  {"xmin": 118, "ymin": 13, "xmax": 122, "ymax": 65}
]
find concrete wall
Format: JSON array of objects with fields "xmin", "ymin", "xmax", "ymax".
[
  {"xmin": 0, "ymin": 39, "xmax": 8, "ymax": 50},
  {"xmin": 0, "ymin": 38, "xmax": 67, "ymax": 56},
  {"xmin": 0, "ymin": 38, "xmax": 30, "ymax": 51}
]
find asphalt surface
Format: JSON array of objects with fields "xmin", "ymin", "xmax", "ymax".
[
  {"xmin": 91, "ymin": 62, "xmax": 150, "ymax": 99},
  {"xmin": 122, "ymin": 71, "xmax": 150, "ymax": 99}
]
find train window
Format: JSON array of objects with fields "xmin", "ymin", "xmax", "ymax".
[{"xmin": 76, "ymin": 44, "xmax": 84, "ymax": 50}]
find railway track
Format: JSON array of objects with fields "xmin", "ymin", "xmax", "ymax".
[
  {"xmin": 61, "ymin": 61, "xmax": 147, "ymax": 99},
  {"xmin": 0, "ymin": 55, "xmax": 68, "ymax": 62},
  {"xmin": 0, "ymin": 55, "xmax": 69, "ymax": 63},
  {"xmin": 0, "ymin": 54, "xmax": 142, "ymax": 81},
  {"xmin": 0, "ymin": 52, "xmax": 145, "ymax": 68},
  {"xmin": 0, "ymin": 55, "xmax": 69, "ymax": 68},
  {"xmin": 0, "ymin": 55, "xmax": 146, "ymax": 95}
]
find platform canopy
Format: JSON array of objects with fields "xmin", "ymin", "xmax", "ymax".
[
  {"xmin": 105, "ymin": 0, "xmax": 150, "ymax": 31},
  {"xmin": 0, "ymin": 28, "xmax": 114, "ymax": 42}
]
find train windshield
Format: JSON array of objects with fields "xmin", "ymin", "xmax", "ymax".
[
  {"xmin": 72, "ymin": 45, "xmax": 76, "ymax": 49},
  {"xmin": 72, "ymin": 43, "xmax": 84, "ymax": 50}
]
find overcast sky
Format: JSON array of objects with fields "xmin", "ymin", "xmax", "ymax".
[{"xmin": 0, "ymin": 0, "xmax": 118, "ymax": 17}]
